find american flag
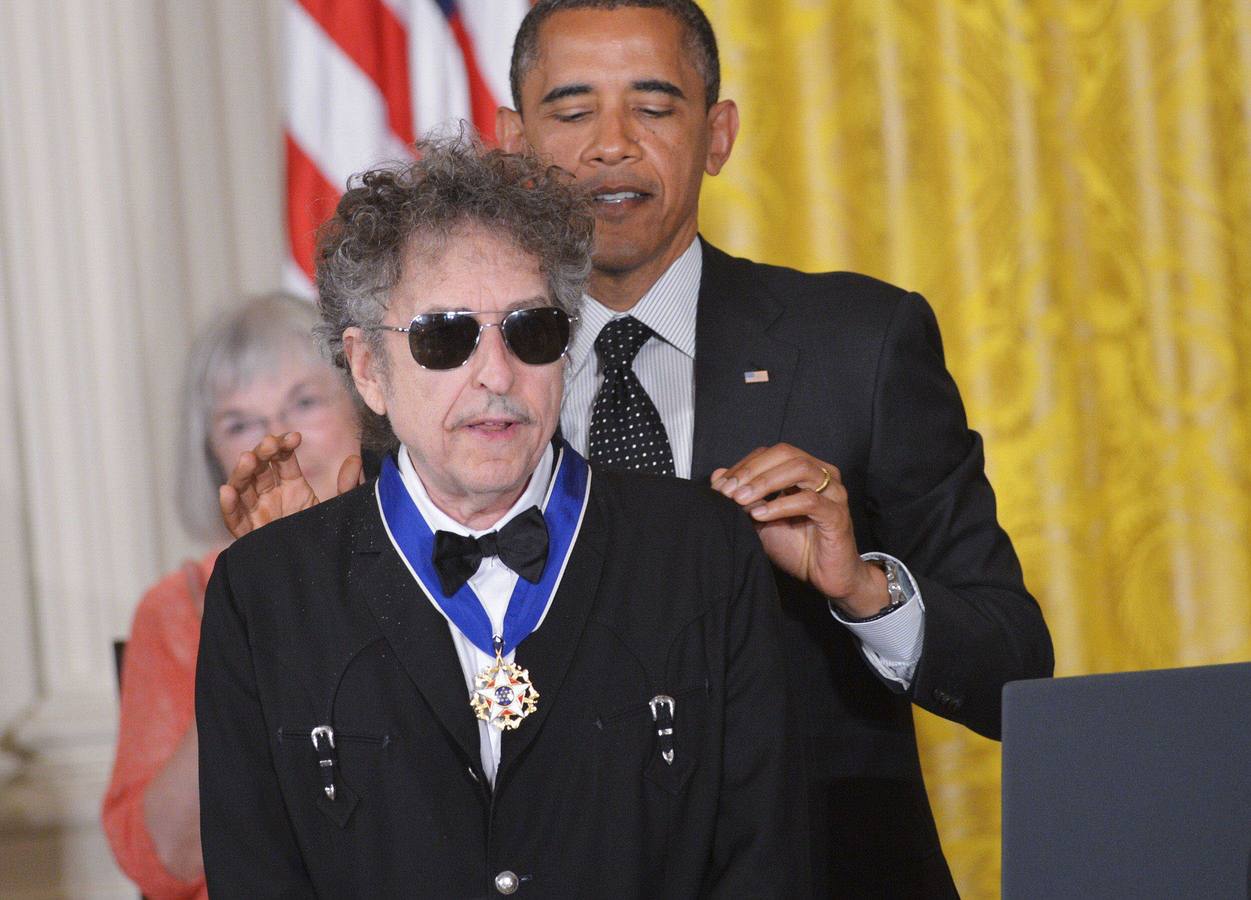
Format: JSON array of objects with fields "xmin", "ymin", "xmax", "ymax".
[{"xmin": 284, "ymin": 0, "xmax": 531, "ymax": 293}]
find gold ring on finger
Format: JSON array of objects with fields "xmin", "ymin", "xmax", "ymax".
[{"xmin": 813, "ymin": 466, "xmax": 832, "ymax": 494}]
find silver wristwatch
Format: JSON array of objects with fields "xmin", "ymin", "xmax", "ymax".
[
  {"xmin": 876, "ymin": 557, "xmax": 908, "ymax": 610},
  {"xmin": 844, "ymin": 557, "xmax": 909, "ymax": 622}
]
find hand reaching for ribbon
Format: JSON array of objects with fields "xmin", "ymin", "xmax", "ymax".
[
  {"xmin": 712, "ymin": 443, "xmax": 888, "ymax": 618},
  {"xmin": 219, "ymin": 432, "xmax": 363, "ymax": 539}
]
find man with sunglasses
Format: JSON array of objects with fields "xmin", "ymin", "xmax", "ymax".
[
  {"xmin": 223, "ymin": 1, "xmax": 1053, "ymax": 895},
  {"xmin": 196, "ymin": 139, "xmax": 803, "ymax": 896}
]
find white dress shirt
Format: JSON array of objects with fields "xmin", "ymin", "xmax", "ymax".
[
  {"xmin": 560, "ymin": 237, "xmax": 926, "ymax": 687},
  {"xmin": 396, "ymin": 442, "xmax": 555, "ymax": 785}
]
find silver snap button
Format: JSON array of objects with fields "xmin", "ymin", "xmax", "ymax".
[{"xmin": 495, "ymin": 870, "xmax": 519, "ymax": 895}]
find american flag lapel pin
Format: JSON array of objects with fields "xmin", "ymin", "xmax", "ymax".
[{"xmin": 743, "ymin": 369, "xmax": 769, "ymax": 384}]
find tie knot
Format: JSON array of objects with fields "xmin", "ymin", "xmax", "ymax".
[
  {"xmin": 475, "ymin": 531, "xmax": 500, "ymax": 559},
  {"xmin": 595, "ymin": 316, "xmax": 655, "ymax": 370}
]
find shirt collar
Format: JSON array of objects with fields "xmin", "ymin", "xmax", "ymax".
[
  {"xmin": 396, "ymin": 441, "xmax": 555, "ymax": 537},
  {"xmin": 566, "ymin": 236, "xmax": 702, "ymax": 378}
]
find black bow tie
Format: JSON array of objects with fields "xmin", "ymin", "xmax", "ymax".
[{"xmin": 432, "ymin": 506, "xmax": 549, "ymax": 596}]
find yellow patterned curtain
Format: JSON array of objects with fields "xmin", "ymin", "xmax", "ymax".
[{"xmin": 699, "ymin": 1, "xmax": 1251, "ymax": 895}]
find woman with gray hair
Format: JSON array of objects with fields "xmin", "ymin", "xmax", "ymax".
[{"xmin": 102, "ymin": 292, "xmax": 360, "ymax": 899}]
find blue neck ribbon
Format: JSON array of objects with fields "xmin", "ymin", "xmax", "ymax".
[{"xmin": 377, "ymin": 440, "xmax": 591, "ymax": 658}]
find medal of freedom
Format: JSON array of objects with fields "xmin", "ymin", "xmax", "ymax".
[
  {"xmin": 377, "ymin": 443, "xmax": 591, "ymax": 735},
  {"xmin": 471, "ymin": 646, "xmax": 539, "ymax": 730}
]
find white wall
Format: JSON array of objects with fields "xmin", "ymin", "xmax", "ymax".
[{"xmin": 0, "ymin": 2, "xmax": 284, "ymax": 894}]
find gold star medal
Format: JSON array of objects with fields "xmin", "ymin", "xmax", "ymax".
[{"xmin": 471, "ymin": 637, "xmax": 539, "ymax": 731}]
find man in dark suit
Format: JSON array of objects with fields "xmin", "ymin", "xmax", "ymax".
[
  {"xmin": 493, "ymin": 2, "xmax": 1055, "ymax": 896},
  {"xmin": 222, "ymin": 1, "xmax": 1054, "ymax": 895},
  {"xmin": 197, "ymin": 140, "xmax": 802, "ymax": 896}
]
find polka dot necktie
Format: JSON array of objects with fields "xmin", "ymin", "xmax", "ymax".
[{"xmin": 587, "ymin": 316, "xmax": 676, "ymax": 475}]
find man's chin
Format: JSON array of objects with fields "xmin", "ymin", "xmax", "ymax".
[
  {"xmin": 590, "ymin": 238, "xmax": 654, "ymax": 278},
  {"xmin": 450, "ymin": 421, "xmax": 552, "ymax": 476},
  {"xmin": 455, "ymin": 445, "xmax": 539, "ymax": 486},
  {"xmin": 457, "ymin": 465, "xmax": 534, "ymax": 508}
]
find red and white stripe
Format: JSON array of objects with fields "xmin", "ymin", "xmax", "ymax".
[{"xmin": 284, "ymin": 0, "xmax": 531, "ymax": 293}]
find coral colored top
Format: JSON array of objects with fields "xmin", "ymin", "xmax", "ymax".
[{"xmin": 102, "ymin": 551, "xmax": 218, "ymax": 900}]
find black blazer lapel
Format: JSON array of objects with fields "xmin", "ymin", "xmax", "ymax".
[
  {"xmin": 498, "ymin": 485, "xmax": 606, "ymax": 776},
  {"xmin": 691, "ymin": 239, "xmax": 800, "ymax": 482},
  {"xmin": 350, "ymin": 493, "xmax": 483, "ymax": 768}
]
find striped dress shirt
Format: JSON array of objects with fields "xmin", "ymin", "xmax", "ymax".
[
  {"xmin": 559, "ymin": 238, "xmax": 924, "ymax": 686},
  {"xmin": 562, "ymin": 239, "xmax": 701, "ymax": 479}
]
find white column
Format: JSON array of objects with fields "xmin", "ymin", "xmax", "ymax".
[
  {"xmin": 0, "ymin": 1, "xmax": 283, "ymax": 895},
  {"xmin": 0, "ymin": 3, "xmax": 158, "ymax": 893}
]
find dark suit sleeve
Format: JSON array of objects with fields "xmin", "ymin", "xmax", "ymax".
[
  {"xmin": 196, "ymin": 551, "xmax": 316, "ymax": 897},
  {"xmin": 866, "ymin": 291, "xmax": 1054, "ymax": 738},
  {"xmin": 706, "ymin": 509, "xmax": 811, "ymax": 898}
]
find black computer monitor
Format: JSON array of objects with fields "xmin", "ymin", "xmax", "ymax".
[{"xmin": 1002, "ymin": 662, "xmax": 1251, "ymax": 898}]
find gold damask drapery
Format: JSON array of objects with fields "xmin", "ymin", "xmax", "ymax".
[{"xmin": 698, "ymin": 1, "xmax": 1251, "ymax": 895}]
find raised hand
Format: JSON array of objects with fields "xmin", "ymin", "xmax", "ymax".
[
  {"xmin": 711, "ymin": 443, "xmax": 888, "ymax": 618},
  {"xmin": 219, "ymin": 432, "xmax": 362, "ymax": 539}
]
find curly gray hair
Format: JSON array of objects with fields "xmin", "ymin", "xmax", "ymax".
[{"xmin": 315, "ymin": 136, "xmax": 594, "ymax": 454}]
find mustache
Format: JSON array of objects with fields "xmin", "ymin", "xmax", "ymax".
[{"xmin": 449, "ymin": 394, "xmax": 534, "ymax": 429}]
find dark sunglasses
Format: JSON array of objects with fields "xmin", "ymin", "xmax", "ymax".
[{"xmin": 371, "ymin": 307, "xmax": 576, "ymax": 370}]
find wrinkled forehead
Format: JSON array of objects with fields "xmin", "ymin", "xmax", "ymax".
[{"xmin": 391, "ymin": 224, "xmax": 550, "ymax": 314}]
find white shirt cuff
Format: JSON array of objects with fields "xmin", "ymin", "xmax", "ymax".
[{"xmin": 827, "ymin": 552, "xmax": 925, "ymax": 687}]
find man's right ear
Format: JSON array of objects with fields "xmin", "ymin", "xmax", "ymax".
[
  {"xmin": 342, "ymin": 328, "xmax": 388, "ymax": 417},
  {"xmin": 496, "ymin": 107, "xmax": 528, "ymax": 154}
]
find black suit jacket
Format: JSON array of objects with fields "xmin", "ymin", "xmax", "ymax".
[
  {"xmin": 196, "ymin": 467, "xmax": 805, "ymax": 898},
  {"xmin": 691, "ymin": 240, "xmax": 1054, "ymax": 896}
]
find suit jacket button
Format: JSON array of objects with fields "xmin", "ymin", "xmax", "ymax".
[{"xmin": 495, "ymin": 871, "xmax": 519, "ymax": 894}]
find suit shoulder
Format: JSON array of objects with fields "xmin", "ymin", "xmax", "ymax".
[
  {"xmin": 710, "ymin": 243, "xmax": 926, "ymax": 323},
  {"xmin": 758, "ymin": 264, "xmax": 922, "ymax": 327},
  {"xmin": 761, "ymin": 260, "xmax": 907, "ymax": 300},
  {"xmin": 222, "ymin": 481, "xmax": 376, "ymax": 569},
  {"xmin": 589, "ymin": 468, "xmax": 746, "ymax": 536}
]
